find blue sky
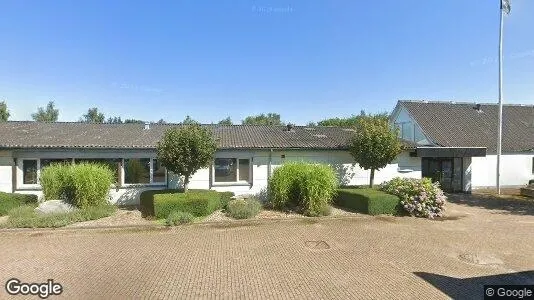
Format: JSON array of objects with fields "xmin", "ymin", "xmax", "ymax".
[{"xmin": 0, "ymin": 0, "xmax": 533, "ymax": 124}]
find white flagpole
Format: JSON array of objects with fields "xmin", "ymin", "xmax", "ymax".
[{"xmin": 497, "ymin": 0, "xmax": 507, "ymax": 195}]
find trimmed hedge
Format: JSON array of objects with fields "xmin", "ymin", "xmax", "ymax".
[
  {"xmin": 334, "ymin": 188, "xmax": 402, "ymax": 216},
  {"xmin": 0, "ymin": 192, "xmax": 38, "ymax": 216},
  {"xmin": 141, "ymin": 189, "xmax": 235, "ymax": 218},
  {"xmin": 153, "ymin": 190, "xmax": 221, "ymax": 218}
]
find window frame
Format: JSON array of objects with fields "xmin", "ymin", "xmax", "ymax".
[
  {"xmin": 121, "ymin": 158, "xmax": 167, "ymax": 187},
  {"xmin": 16, "ymin": 157, "xmax": 167, "ymax": 190},
  {"xmin": 212, "ymin": 156, "xmax": 252, "ymax": 186},
  {"xmin": 17, "ymin": 158, "xmax": 41, "ymax": 189}
]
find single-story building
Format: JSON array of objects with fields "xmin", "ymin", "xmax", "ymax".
[
  {"xmin": 0, "ymin": 121, "xmax": 420, "ymax": 205},
  {"xmin": 391, "ymin": 100, "xmax": 534, "ymax": 192},
  {"xmin": 0, "ymin": 100, "xmax": 532, "ymax": 204}
]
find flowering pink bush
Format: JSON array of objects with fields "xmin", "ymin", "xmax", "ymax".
[{"xmin": 380, "ymin": 177, "xmax": 446, "ymax": 218}]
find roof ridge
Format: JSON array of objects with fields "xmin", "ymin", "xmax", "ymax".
[{"xmin": 400, "ymin": 100, "xmax": 534, "ymax": 107}]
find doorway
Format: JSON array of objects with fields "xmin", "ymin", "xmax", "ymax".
[{"xmin": 422, "ymin": 157, "xmax": 463, "ymax": 193}]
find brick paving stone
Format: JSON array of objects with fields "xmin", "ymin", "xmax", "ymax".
[{"xmin": 0, "ymin": 198, "xmax": 533, "ymax": 299}]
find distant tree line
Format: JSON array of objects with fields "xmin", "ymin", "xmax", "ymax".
[{"xmin": 0, "ymin": 100, "xmax": 389, "ymax": 126}]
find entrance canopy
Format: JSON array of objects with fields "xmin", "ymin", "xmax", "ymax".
[{"xmin": 415, "ymin": 147, "xmax": 486, "ymax": 158}]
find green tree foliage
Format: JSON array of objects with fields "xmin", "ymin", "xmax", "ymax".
[
  {"xmin": 242, "ymin": 113, "xmax": 284, "ymax": 125},
  {"xmin": 180, "ymin": 115, "xmax": 199, "ymax": 125},
  {"xmin": 0, "ymin": 101, "xmax": 9, "ymax": 122},
  {"xmin": 349, "ymin": 114, "xmax": 402, "ymax": 188},
  {"xmin": 316, "ymin": 111, "xmax": 389, "ymax": 127},
  {"xmin": 124, "ymin": 119, "xmax": 145, "ymax": 123},
  {"xmin": 157, "ymin": 119, "xmax": 167, "ymax": 124},
  {"xmin": 156, "ymin": 125, "xmax": 217, "ymax": 192},
  {"xmin": 106, "ymin": 116, "xmax": 123, "ymax": 124},
  {"xmin": 82, "ymin": 107, "xmax": 105, "ymax": 123},
  {"xmin": 217, "ymin": 117, "xmax": 233, "ymax": 125},
  {"xmin": 32, "ymin": 101, "xmax": 59, "ymax": 122}
]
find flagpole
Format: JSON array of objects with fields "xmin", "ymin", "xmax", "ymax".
[{"xmin": 496, "ymin": 0, "xmax": 505, "ymax": 195}]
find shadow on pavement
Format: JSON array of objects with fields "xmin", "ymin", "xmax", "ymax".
[
  {"xmin": 447, "ymin": 193, "xmax": 534, "ymax": 216},
  {"xmin": 414, "ymin": 271, "xmax": 534, "ymax": 299}
]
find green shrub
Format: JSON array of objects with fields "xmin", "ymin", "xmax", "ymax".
[
  {"xmin": 219, "ymin": 191, "xmax": 235, "ymax": 209},
  {"xmin": 380, "ymin": 177, "xmax": 446, "ymax": 218},
  {"xmin": 0, "ymin": 192, "xmax": 38, "ymax": 216},
  {"xmin": 226, "ymin": 198, "xmax": 262, "ymax": 219},
  {"xmin": 40, "ymin": 163, "xmax": 73, "ymax": 200},
  {"xmin": 140, "ymin": 189, "xmax": 177, "ymax": 217},
  {"xmin": 334, "ymin": 188, "xmax": 402, "ymax": 215},
  {"xmin": 40, "ymin": 163, "xmax": 113, "ymax": 209},
  {"xmin": 2, "ymin": 204, "xmax": 116, "ymax": 228},
  {"xmin": 154, "ymin": 190, "xmax": 220, "ymax": 218},
  {"xmin": 166, "ymin": 211, "xmax": 194, "ymax": 225},
  {"xmin": 268, "ymin": 162, "xmax": 338, "ymax": 216}
]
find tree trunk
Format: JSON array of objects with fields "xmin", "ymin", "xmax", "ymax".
[
  {"xmin": 184, "ymin": 176, "xmax": 190, "ymax": 193},
  {"xmin": 369, "ymin": 168, "xmax": 375, "ymax": 188}
]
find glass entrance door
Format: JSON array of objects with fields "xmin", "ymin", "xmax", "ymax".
[{"xmin": 422, "ymin": 158, "xmax": 463, "ymax": 193}]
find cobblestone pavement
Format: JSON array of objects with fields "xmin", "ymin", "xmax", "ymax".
[{"xmin": 1, "ymin": 199, "xmax": 533, "ymax": 299}]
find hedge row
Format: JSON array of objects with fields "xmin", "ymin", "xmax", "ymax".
[
  {"xmin": 334, "ymin": 188, "xmax": 402, "ymax": 216},
  {"xmin": 140, "ymin": 189, "xmax": 234, "ymax": 218},
  {"xmin": 0, "ymin": 192, "xmax": 38, "ymax": 216}
]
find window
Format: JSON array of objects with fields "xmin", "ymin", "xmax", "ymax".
[
  {"xmin": 124, "ymin": 158, "xmax": 151, "ymax": 184},
  {"xmin": 22, "ymin": 160, "xmax": 38, "ymax": 184},
  {"xmin": 214, "ymin": 158, "xmax": 251, "ymax": 183},
  {"xmin": 238, "ymin": 159, "xmax": 250, "ymax": 181},
  {"xmin": 75, "ymin": 159, "xmax": 120, "ymax": 182},
  {"xmin": 41, "ymin": 158, "xmax": 71, "ymax": 169},
  {"xmin": 152, "ymin": 159, "xmax": 166, "ymax": 183}
]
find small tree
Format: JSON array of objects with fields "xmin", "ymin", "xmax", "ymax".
[
  {"xmin": 32, "ymin": 101, "xmax": 59, "ymax": 122},
  {"xmin": 242, "ymin": 113, "xmax": 284, "ymax": 125},
  {"xmin": 156, "ymin": 125, "xmax": 217, "ymax": 192},
  {"xmin": 0, "ymin": 101, "xmax": 9, "ymax": 121},
  {"xmin": 82, "ymin": 107, "xmax": 105, "ymax": 123},
  {"xmin": 180, "ymin": 115, "xmax": 199, "ymax": 125},
  {"xmin": 218, "ymin": 117, "xmax": 232, "ymax": 125},
  {"xmin": 349, "ymin": 115, "xmax": 402, "ymax": 188}
]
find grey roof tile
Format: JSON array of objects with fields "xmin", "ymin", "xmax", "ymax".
[
  {"xmin": 0, "ymin": 122, "xmax": 357, "ymax": 150},
  {"xmin": 400, "ymin": 101, "xmax": 534, "ymax": 152}
]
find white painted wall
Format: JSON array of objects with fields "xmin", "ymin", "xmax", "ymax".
[
  {"xmin": 0, "ymin": 153, "xmax": 13, "ymax": 193},
  {"xmin": 168, "ymin": 149, "xmax": 422, "ymax": 198},
  {"xmin": 8, "ymin": 148, "xmax": 422, "ymax": 205},
  {"xmin": 471, "ymin": 154, "xmax": 534, "ymax": 188}
]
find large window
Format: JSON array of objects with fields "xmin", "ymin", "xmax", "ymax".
[
  {"xmin": 152, "ymin": 159, "xmax": 166, "ymax": 183},
  {"xmin": 75, "ymin": 159, "xmax": 120, "ymax": 182},
  {"xmin": 214, "ymin": 158, "xmax": 250, "ymax": 183},
  {"xmin": 22, "ymin": 160, "xmax": 38, "ymax": 184},
  {"xmin": 41, "ymin": 158, "xmax": 71, "ymax": 169},
  {"xmin": 18, "ymin": 157, "xmax": 165, "ymax": 188},
  {"xmin": 124, "ymin": 158, "xmax": 151, "ymax": 184}
]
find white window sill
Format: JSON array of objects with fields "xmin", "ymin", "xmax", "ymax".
[
  {"xmin": 212, "ymin": 182, "xmax": 251, "ymax": 187},
  {"xmin": 120, "ymin": 183, "xmax": 167, "ymax": 188},
  {"xmin": 16, "ymin": 185, "xmax": 41, "ymax": 191}
]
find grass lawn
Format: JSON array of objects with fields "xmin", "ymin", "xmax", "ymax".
[{"xmin": 1, "ymin": 204, "xmax": 117, "ymax": 228}]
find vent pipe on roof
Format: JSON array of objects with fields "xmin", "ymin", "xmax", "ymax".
[
  {"xmin": 473, "ymin": 103, "xmax": 483, "ymax": 113},
  {"xmin": 144, "ymin": 122, "xmax": 150, "ymax": 130},
  {"xmin": 286, "ymin": 124, "xmax": 294, "ymax": 132}
]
